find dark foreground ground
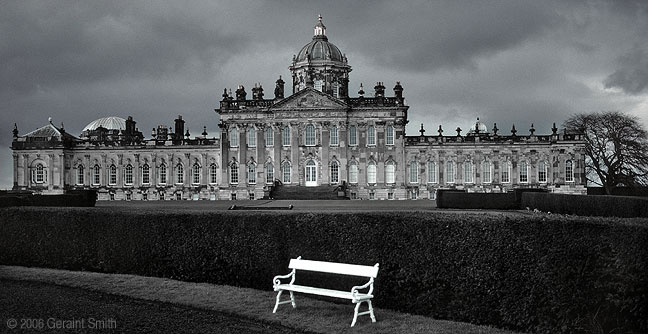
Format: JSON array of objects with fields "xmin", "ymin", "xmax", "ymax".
[{"xmin": 0, "ymin": 279, "xmax": 311, "ymax": 334}]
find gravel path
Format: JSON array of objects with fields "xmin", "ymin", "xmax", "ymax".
[{"xmin": 0, "ymin": 279, "xmax": 311, "ymax": 334}]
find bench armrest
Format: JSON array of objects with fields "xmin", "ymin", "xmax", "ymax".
[
  {"xmin": 351, "ymin": 278, "xmax": 374, "ymax": 301},
  {"xmin": 273, "ymin": 269, "xmax": 296, "ymax": 287}
]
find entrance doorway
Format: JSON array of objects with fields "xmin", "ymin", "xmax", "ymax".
[{"xmin": 305, "ymin": 160, "xmax": 317, "ymax": 187}]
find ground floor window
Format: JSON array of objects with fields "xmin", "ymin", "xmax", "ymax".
[{"xmin": 387, "ymin": 190, "xmax": 394, "ymax": 200}]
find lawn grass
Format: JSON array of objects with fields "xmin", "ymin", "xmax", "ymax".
[{"xmin": 0, "ymin": 266, "xmax": 522, "ymax": 334}]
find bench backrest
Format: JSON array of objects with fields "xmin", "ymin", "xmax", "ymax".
[{"xmin": 288, "ymin": 258, "xmax": 379, "ymax": 278}]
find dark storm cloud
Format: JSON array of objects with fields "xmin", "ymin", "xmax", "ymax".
[
  {"xmin": 335, "ymin": 1, "xmax": 561, "ymax": 72},
  {"xmin": 0, "ymin": 1, "xmax": 248, "ymax": 96},
  {"xmin": 604, "ymin": 46, "xmax": 648, "ymax": 94}
]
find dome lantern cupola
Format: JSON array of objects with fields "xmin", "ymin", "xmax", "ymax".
[{"xmin": 290, "ymin": 15, "xmax": 351, "ymax": 98}]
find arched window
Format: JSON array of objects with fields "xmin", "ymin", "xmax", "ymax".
[
  {"xmin": 77, "ymin": 165, "xmax": 85, "ymax": 185},
  {"xmin": 409, "ymin": 161, "xmax": 418, "ymax": 183},
  {"xmin": 314, "ymin": 79, "xmax": 323, "ymax": 92},
  {"xmin": 446, "ymin": 161, "xmax": 455, "ymax": 184},
  {"xmin": 158, "ymin": 164, "xmax": 167, "ymax": 184},
  {"xmin": 124, "ymin": 164, "xmax": 133, "ymax": 185},
  {"xmin": 519, "ymin": 161, "xmax": 528, "ymax": 183},
  {"xmin": 330, "ymin": 125, "xmax": 338, "ymax": 146},
  {"xmin": 248, "ymin": 163, "xmax": 256, "ymax": 184},
  {"xmin": 427, "ymin": 161, "xmax": 437, "ymax": 183},
  {"xmin": 247, "ymin": 128, "xmax": 256, "ymax": 148},
  {"xmin": 209, "ymin": 164, "xmax": 218, "ymax": 184},
  {"xmin": 230, "ymin": 162, "xmax": 238, "ymax": 184},
  {"xmin": 385, "ymin": 161, "xmax": 395, "ymax": 184},
  {"xmin": 192, "ymin": 163, "xmax": 200, "ymax": 184},
  {"xmin": 386, "ymin": 125, "xmax": 395, "ymax": 146},
  {"xmin": 349, "ymin": 125, "xmax": 357, "ymax": 146},
  {"xmin": 141, "ymin": 164, "xmax": 150, "ymax": 185},
  {"xmin": 482, "ymin": 161, "xmax": 492, "ymax": 184},
  {"xmin": 282, "ymin": 126, "xmax": 290, "ymax": 146},
  {"xmin": 565, "ymin": 160, "xmax": 574, "ymax": 182},
  {"xmin": 109, "ymin": 165, "xmax": 117, "ymax": 185},
  {"xmin": 282, "ymin": 161, "xmax": 291, "ymax": 183},
  {"xmin": 266, "ymin": 127, "xmax": 274, "ymax": 147},
  {"xmin": 367, "ymin": 125, "xmax": 376, "ymax": 146},
  {"xmin": 305, "ymin": 124, "xmax": 316, "ymax": 146},
  {"xmin": 35, "ymin": 164, "xmax": 45, "ymax": 184},
  {"xmin": 176, "ymin": 164, "xmax": 184, "ymax": 184},
  {"xmin": 464, "ymin": 161, "xmax": 473, "ymax": 183},
  {"xmin": 538, "ymin": 161, "xmax": 547, "ymax": 183},
  {"xmin": 330, "ymin": 161, "xmax": 339, "ymax": 184},
  {"xmin": 349, "ymin": 161, "xmax": 358, "ymax": 184},
  {"xmin": 229, "ymin": 127, "xmax": 238, "ymax": 148},
  {"xmin": 501, "ymin": 161, "xmax": 510, "ymax": 183},
  {"xmin": 265, "ymin": 163, "xmax": 274, "ymax": 184},
  {"xmin": 367, "ymin": 161, "xmax": 377, "ymax": 184}
]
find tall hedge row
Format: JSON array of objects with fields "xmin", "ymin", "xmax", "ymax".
[
  {"xmin": 1, "ymin": 208, "xmax": 646, "ymax": 333},
  {"xmin": 522, "ymin": 192, "xmax": 648, "ymax": 218}
]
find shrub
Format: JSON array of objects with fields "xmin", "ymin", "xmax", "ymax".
[
  {"xmin": 436, "ymin": 191, "xmax": 518, "ymax": 209},
  {"xmin": 522, "ymin": 192, "xmax": 648, "ymax": 218},
  {"xmin": 0, "ymin": 208, "xmax": 646, "ymax": 333}
]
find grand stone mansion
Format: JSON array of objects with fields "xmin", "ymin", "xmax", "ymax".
[{"xmin": 11, "ymin": 17, "xmax": 587, "ymax": 201}]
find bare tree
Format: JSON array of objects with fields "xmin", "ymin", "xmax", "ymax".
[{"xmin": 564, "ymin": 111, "xmax": 648, "ymax": 194}]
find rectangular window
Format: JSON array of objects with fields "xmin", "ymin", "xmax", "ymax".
[
  {"xmin": 282, "ymin": 163, "xmax": 291, "ymax": 183},
  {"xmin": 247, "ymin": 128, "xmax": 256, "ymax": 148},
  {"xmin": 77, "ymin": 166, "xmax": 84, "ymax": 185},
  {"xmin": 330, "ymin": 163, "xmax": 339, "ymax": 184},
  {"xmin": 158, "ymin": 165, "xmax": 167, "ymax": 184},
  {"xmin": 305, "ymin": 124, "xmax": 316, "ymax": 146},
  {"xmin": 230, "ymin": 165, "xmax": 238, "ymax": 184},
  {"xmin": 282, "ymin": 127, "xmax": 290, "ymax": 146},
  {"xmin": 209, "ymin": 165, "xmax": 218, "ymax": 184},
  {"xmin": 386, "ymin": 126, "xmax": 394, "ymax": 145},
  {"xmin": 93, "ymin": 166, "xmax": 101, "ymax": 185},
  {"xmin": 349, "ymin": 126, "xmax": 357, "ymax": 146},
  {"xmin": 538, "ymin": 161, "xmax": 547, "ymax": 183},
  {"xmin": 192, "ymin": 165, "xmax": 200, "ymax": 184},
  {"xmin": 124, "ymin": 166, "xmax": 133, "ymax": 185},
  {"xmin": 369, "ymin": 191, "xmax": 375, "ymax": 200},
  {"xmin": 409, "ymin": 161, "xmax": 418, "ymax": 183},
  {"xmin": 387, "ymin": 191, "xmax": 394, "ymax": 200},
  {"xmin": 230, "ymin": 128, "xmax": 238, "ymax": 148},
  {"xmin": 483, "ymin": 161, "xmax": 492, "ymax": 183},
  {"xmin": 464, "ymin": 161, "xmax": 473, "ymax": 183},
  {"xmin": 266, "ymin": 128, "xmax": 274, "ymax": 147},
  {"xmin": 367, "ymin": 163, "xmax": 377, "ymax": 184},
  {"xmin": 330, "ymin": 126, "xmax": 338, "ymax": 146},
  {"xmin": 266, "ymin": 164, "xmax": 274, "ymax": 184},
  {"xmin": 446, "ymin": 161, "xmax": 455, "ymax": 184},
  {"xmin": 248, "ymin": 164, "xmax": 256, "ymax": 184},
  {"xmin": 110, "ymin": 166, "xmax": 117, "ymax": 185},
  {"xmin": 367, "ymin": 126, "xmax": 376, "ymax": 146},
  {"xmin": 519, "ymin": 161, "xmax": 528, "ymax": 183},
  {"xmin": 386, "ymin": 163, "xmax": 395, "ymax": 184},
  {"xmin": 427, "ymin": 161, "xmax": 437, "ymax": 183},
  {"xmin": 501, "ymin": 161, "xmax": 510, "ymax": 183},
  {"xmin": 142, "ymin": 166, "xmax": 150, "ymax": 185},
  {"xmin": 565, "ymin": 160, "xmax": 574, "ymax": 182},
  {"xmin": 349, "ymin": 163, "xmax": 358, "ymax": 184}
]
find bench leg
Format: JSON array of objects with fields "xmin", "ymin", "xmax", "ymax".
[
  {"xmin": 273, "ymin": 290, "xmax": 297, "ymax": 313},
  {"xmin": 351, "ymin": 300, "xmax": 376, "ymax": 327}
]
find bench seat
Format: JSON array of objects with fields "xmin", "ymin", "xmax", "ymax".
[{"xmin": 274, "ymin": 284, "xmax": 374, "ymax": 301}]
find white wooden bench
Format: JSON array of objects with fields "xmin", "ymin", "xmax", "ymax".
[{"xmin": 272, "ymin": 256, "xmax": 380, "ymax": 327}]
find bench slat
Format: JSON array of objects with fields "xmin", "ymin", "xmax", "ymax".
[
  {"xmin": 288, "ymin": 259, "xmax": 379, "ymax": 278},
  {"xmin": 275, "ymin": 284, "xmax": 373, "ymax": 300}
]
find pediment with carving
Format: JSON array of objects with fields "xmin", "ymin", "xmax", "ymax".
[{"xmin": 271, "ymin": 88, "xmax": 347, "ymax": 110}]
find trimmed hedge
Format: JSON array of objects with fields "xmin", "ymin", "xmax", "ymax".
[
  {"xmin": 0, "ymin": 190, "xmax": 96, "ymax": 208},
  {"xmin": 1, "ymin": 208, "xmax": 647, "ymax": 333},
  {"xmin": 522, "ymin": 192, "xmax": 648, "ymax": 218},
  {"xmin": 436, "ymin": 191, "xmax": 518, "ymax": 209}
]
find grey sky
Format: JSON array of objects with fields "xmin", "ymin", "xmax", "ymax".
[{"xmin": 2, "ymin": 0, "xmax": 647, "ymax": 189}]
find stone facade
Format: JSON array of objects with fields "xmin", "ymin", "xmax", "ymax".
[{"xmin": 10, "ymin": 17, "xmax": 587, "ymax": 200}]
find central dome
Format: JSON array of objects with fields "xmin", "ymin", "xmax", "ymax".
[{"xmin": 295, "ymin": 15, "xmax": 344, "ymax": 63}]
